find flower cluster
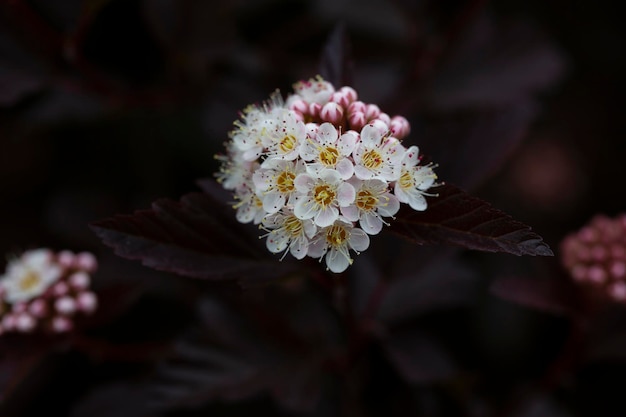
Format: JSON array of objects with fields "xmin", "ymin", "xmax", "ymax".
[
  {"xmin": 215, "ymin": 76, "xmax": 438, "ymax": 273},
  {"xmin": 0, "ymin": 249, "xmax": 98, "ymax": 335},
  {"xmin": 561, "ymin": 214, "xmax": 626, "ymax": 302}
]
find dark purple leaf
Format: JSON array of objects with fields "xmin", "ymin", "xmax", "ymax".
[
  {"xmin": 389, "ymin": 183, "xmax": 553, "ymax": 257},
  {"xmin": 70, "ymin": 383, "xmax": 153, "ymax": 417},
  {"xmin": 424, "ymin": 15, "xmax": 567, "ymax": 111},
  {"xmin": 489, "ymin": 275, "xmax": 578, "ymax": 317},
  {"xmin": 90, "ymin": 191, "xmax": 301, "ymax": 286},
  {"xmin": 415, "ymin": 100, "xmax": 537, "ymax": 191},
  {"xmin": 382, "ymin": 328, "xmax": 456, "ymax": 383},
  {"xmin": 318, "ymin": 21, "xmax": 353, "ymax": 87},
  {"xmin": 147, "ymin": 289, "xmax": 341, "ymax": 413}
]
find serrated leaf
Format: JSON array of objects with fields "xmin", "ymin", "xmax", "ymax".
[
  {"xmin": 318, "ymin": 21, "xmax": 353, "ymax": 87},
  {"xmin": 90, "ymin": 191, "xmax": 301, "ymax": 286},
  {"xmin": 389, "ymin": 183, "xmax": 553, "ymax": 257}
]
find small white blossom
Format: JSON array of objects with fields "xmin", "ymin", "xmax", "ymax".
[
  {"xmin": 300, "ymin": 122, "xmax": 357, "ymax": 180},
  {"xmin": 1, "ymin": 249, "xmax": 61, "ymax": 303},
  {"xmin": 233, "ymin": 186, "xmax": 266, "ymax": 224},
  {"xmin": 307, "ymin": 219, "xmax": 370, "ymax": 273},
  {"xmin": 341, "ymin": 178, "xmax": 400, "ymax": 235},
  {"xmin": 262, "ymin": 209, "xmax": 317, "ymax": 260},
  {"xmin": 394, "ymin": 146, "xmax": 438, "ymax": 211},
  {"xmin": 253, "ymin": 159, "xmax": 306, "ymax": 214},
  {"xmin": 353, "ymin": 124, "xmax": 405, "ymax": 182},
  {"xmin": 293, "ymin": 169, "xmax": 355, "ymax": 227},
  {"xmin": 261, "ymin": 108, "xmax": 307, "ymax": 164}
]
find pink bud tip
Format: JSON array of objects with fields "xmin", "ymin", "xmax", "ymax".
[
  {"xmin": 15, "ymin": 313, "xmax": 36, "ymax": 333},
  {"xmin": 339, "ymin": 86, "xmax": 358, "ymax": 103},
  {"xmin": 349, "ymin": 112, "xmax": 366, "ymax": 131},
  {"xmin": 77, "ymin": 291, "xmax": 98, "ymax": 314},
  {"xmin": 2, "ymin": 314, "xmax": 16, "ymax": 331},
  {"xmin": 377, "ymin": 112, "xmax": 391, "ymax": 125},
  {"xmin": 57, "ymin": 250, "xmax": 75, "ymax": 269},
  {"xmin": 29, "ymin": 299, "xmax": 48, "ymax": 318},
  {"xmin": 52, "ymin": 281, "xmax": 69, "ymax": 297},
  {"xmin": 587, "ymin": 265, "xmax": 607, "ymax": 283},
  {"xmin": 55, "ymin": 296, "xmax": 77, "ymax": 315},
  {"xmin": 390, "ymin": 116, "xmax": 411, "ymax": 139},
  {"xmin": 348, "ymin": 101, "xmax": 366, "ymax": 115},
  {"xmin": 610, "ymin": 261, "xmax": 626, "ymax": 279},
  {"xmin": 308, "ymin": 102, "xmax": 321, "ymax": 118},
  {"xmin": 365, "ymin": 104, "xmax": 381, "ymax": 120},
  {"xmin": 75, "ymin": 252, "xmax": 97, "ymax": 272},
  {"xmin": 288, "ymin": 98, "xmax": 308, "ymax": 114},
  {"xmin": 51, "ymin": 316, "xmax": 73, "ymax": 333},
  {"xmin": 610, "ymin": 282, "xmax": 626, "ymax": 301},
  {"xmin": 12, "ymin": 301, "xmax": 28, "ymax": 314},
  {"xmin": 320, "ymin": 102, "xmax": 344, "ymax": 124},
  {"xmin": 69, "ymin": 272, "xmax": 91, "ymax": 290}
]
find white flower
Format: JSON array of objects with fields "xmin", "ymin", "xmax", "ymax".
[
  {"xmin": 353, "ymin": 124, "xmax": 405, "ymax": 181},
  {"xmin": 292, "ymin": 77, "xmax": 335, "ymax": 104},
  {"xmin": 300, "ymin": 123, "xmax": 357, "ymax": 180},
  {"xmin": 341, "ymin": 178, "xmax": 400, "ymax": 235},
  {"xmin": 307, "ymin": 219, "xmax": 370, "ymax": 273},
  {"xmin": 231, "ymin": 105, "xmax": 272, "ymax": 161},
  {"xmin": 1, "ymin": 249, "xmax": 61, "ymax": 303},
  {"xmin": 215, "ymin": 142, "xmax": 257, "ymax": 191},
  {"xmin": 261, "ymin": 108, "xmax": 307, "ymax": 164},
  {"xmin": 262, "ymin": 209, "xmax": 317, "ymax": 260},
  {"xmin": 233, "ymin": 186, "xmax": 266, "ymax": 224},
  {"xmin": 252, "ymin": 159, "xmax": 306, "ymax": 214},
  {"xmin": 293, "ymin": 169, "xmax": 355, "ymax": 227},
  {"xmin": 394, "ymin": 146, "xmax": 438, "ymax": 211}
]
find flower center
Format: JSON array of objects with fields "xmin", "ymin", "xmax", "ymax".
[
  {"xmin": 326, "ymin": 224, "xmax": 349, "ymax": 247},
  {"xmin": 319, "ymin": 146, "xmax": 339, "ymax": 166},
  {"xmin": 361, "ymin": 149, "xmax": 383, "ymax": 170},
  {"xmin": 253, "ymin": 195, "xmax": 264, "ymax": 209},
  {"xmin": 279, "ymin": 134, "xmax": 297, "ymax": 154},
  {"xmin": 19, "ymin": 270, "xmax": 41, "ymax": 292},
  {"xmin": 356, "ymin": 189, "xmax": 378, "ymax": 211},
  {"xmin": 276, "ymin": 171, "xmax": 296, "ymax": 194},
  {"xmin": 313, "ymin": 184, "xmax": 336, "ymax": 207},
  {"xmin": 283, "ymin": 215, "xmax": 304, "ymax": 237},
  {"xmin": 399, "ymin": 170, "xmax": 414, "ymax": 189}
]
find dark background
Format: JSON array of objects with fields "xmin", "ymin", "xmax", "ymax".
[{"xmin": 1, "ymin": 0, "xmax": 625, "ymax": 416}]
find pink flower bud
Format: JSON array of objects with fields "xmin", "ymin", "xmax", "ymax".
[
  {"xmin": 308, "ymin": 102, "xmax": 321, "ymax": 118},
  {"xmin": 390, "ymin": 116, "xmax": 411, "ymax": 139},
  {"xmin": 52, "ymin": 281, "xmax": 69, "ymax": 297},
  {"xmin": 57, "ymin": 250, "xmax": 75, "ymax": 269},
  {"xmin": 77, "ymin": 291, "xmax": 98, "ymax": 314},
  {"xmin": 55, "ymin": 296, "xmax": 77, "ymax": 315},
  {"xmin": 610, "ymin": 282, "xmax": 626, "ymax": 301},
  {"xmin": 339, "ymin": 86, "xmax": 358, "ymax": 103},
  {"xmin": 611, "ymin": 261, "xmax": 626, "ymax": 279},
  {"xmin": 29, "ymin": 299, "xmax": 48, "ymax": 318},
  {"xmin": 377, "ymin": 112, "xmax": 391, "ymax": 125},
  {"xmin": 348, "ymin": 101, "xmax": 366, "ymax": 115},
  {"xmin": 349, "ymin": 112, "xmax": 366, "ymax": 131},
  {"xmin": 320, "ymin": 102, "xmax": 344, "ymax": 124},
  {"xmin": 2, "ymin": 314, "xmax": 16, "ymax": 331},
  {"xmin": 52, "ymin": 316, "xmax": 73, "ymax": 333},
  {"xmin": 15, "ymin": 313, "xmax": 36, "ymax": 333},
  {"xmin": 12, "ymin": 301, "xmax": 28, "ymax": 314},
  {"xmin": 288, "ymin": 98, "xmax": 308, "ymax": 114},
  {"xmin": 69, "ymin": 272, "xmax": 91, "ymax": 290},
  {"xmin": 365, "ymin": 104, "xmax": 381, "ymax": 120},
  {"xmin": 76, "ymin": 252, "xmax": 97, "ymax": 272},
  {"xmin": 587, "ymin": 265, "xmax": 607, "ymax": 283}
]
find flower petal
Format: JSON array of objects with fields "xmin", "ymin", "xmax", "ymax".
[
  {"xmin": 315, "ymin": 206, "xmax": 339, "ymax": 227},
  {"xmin": 337, "ymin": 182, "xmax": 356, "ymax": 206},
  {"xmin": 326, "ymin": 249, "xmax": 350, "ymax": 273}
]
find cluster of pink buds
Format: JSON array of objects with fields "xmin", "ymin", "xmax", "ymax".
[
  {"xmin": 215, "ymin": 76, "xmax": 438, "ymax": 273},
  {"xmin": 0, "ymin": 248, "xmax": 98, "ymax": 335},
  {"xmin": 560, "ymin": 214, "xmax": 626, "ymax": 302}
]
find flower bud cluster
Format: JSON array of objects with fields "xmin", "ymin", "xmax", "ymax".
[
  {"xmin": 560, "ymin": 214, "xmax": 626, "ymax": 301},
  {"xmin": 215, "ymin": 76, "xmax": 438, "ymax": 273},
  {"xmin": 0, "ymin": 249, "xmax": 98, "ymax": 335}
]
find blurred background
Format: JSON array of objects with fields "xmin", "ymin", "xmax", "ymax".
[{"xmin": 1, "ymin": 0, "xmax": 626, "ymax": 416}]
